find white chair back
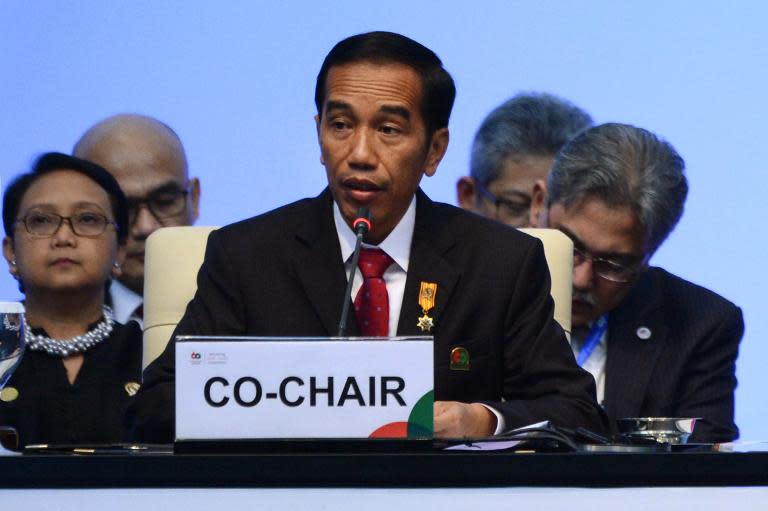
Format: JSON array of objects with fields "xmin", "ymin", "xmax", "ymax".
[
  {"xmin": 519, "ymin": 228, "xmax": 573, "ymax": 338},
  {"xmin": 142, "ymin": 226, "xmax": 218, "ymax": 369}
]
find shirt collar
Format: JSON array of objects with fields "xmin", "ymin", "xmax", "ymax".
[
  {"xmin": 333, "ymin": 197, "xmax": 416, "ymax": 272},
  {"xmin": 109, "ymin": 279, "xmax": 143, "ymax": 323}
]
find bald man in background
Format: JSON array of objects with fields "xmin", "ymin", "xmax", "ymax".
[{"xmin": 73, "ymin": 114, "xmax": 201, "ymax": 325}]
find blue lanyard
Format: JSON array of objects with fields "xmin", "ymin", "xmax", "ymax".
[{"xmin": 576, "ymin": 314, "xmax": 608, "ymax": 366}]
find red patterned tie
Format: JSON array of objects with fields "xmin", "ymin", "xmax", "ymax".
[{"xmin": 354, "ymin": 248, "xmax": 394, "ymax": 337}]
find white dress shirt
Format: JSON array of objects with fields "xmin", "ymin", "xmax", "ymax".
[
  {"xmin": 333, "ymin": 198, "xmax": 506, "ymax": 434},
  {"xmin": 109, "ymin": 279, "xmax": 143, "ymax": 327},
  {"xmin": 334, "ymin": 199, "xmax": 413, "ymax": 336},
  {"xmin": 570, "ymin": 326, "xmax": 607, "ymax": 405}
]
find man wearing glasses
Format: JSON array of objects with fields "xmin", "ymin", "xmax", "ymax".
[
  {"xmin": 456, "ymin": 92, "xmax": 592, "ymax": 227},
  {"xmin": 529, "ymin": 123, "xmax": 743, "ymax": 443},
  {"xmin": 74, "ymin": 114, "xmax": 201, "ymax": 325}
]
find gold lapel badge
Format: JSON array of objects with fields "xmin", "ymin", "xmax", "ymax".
[
  {"xmin": 124, "ymin": 382, "xmax": 141, "ymax": 397},
  {"xmin": 417, "ymin": 281, "xmax": 437, "ymax": 332},
  {"xmin": 0, "ymin": 387, "xmax": 19, "ymax": 402},
  {"xmin": 450, "ymin": 347, "xmax": 470, "ymax": 371}
]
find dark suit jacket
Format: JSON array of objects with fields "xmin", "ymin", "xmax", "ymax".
[
  {"xmin": 604, "ymin": 267, "xmax": 742, "ymax": 442},
  {"xmin": 129, "ymin": 189, "xmax": 606, "ymax": 441}
]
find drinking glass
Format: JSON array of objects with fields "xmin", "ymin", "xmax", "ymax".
[
  {"xmin": 0, "ymin": 302, "xmax": 25, "ymax": 390},
  {"xmin": 0, "ymin": 302, "xmax": 24, "ymax": 452}
]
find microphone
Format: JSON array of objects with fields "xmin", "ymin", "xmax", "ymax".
[
  {"xmin": 338, "ymin": 207, "xmax": 372, "ymax": 337},
  {"xmin": 352, "ymin": 212, "xmax": 372, "ymax": 237}
]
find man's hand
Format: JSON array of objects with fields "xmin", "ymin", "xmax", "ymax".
[{"xmin": 433, "ymin": 401, "xmax": 496, "ymax": 439}]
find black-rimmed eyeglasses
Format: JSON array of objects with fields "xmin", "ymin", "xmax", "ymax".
[
  {"xmin": 16, "ymin": 211, "xmax": 117, "ymax": 238},
  {"xmin": 127, "ymin": 185, "xmax": 190, "ymax": 225}
]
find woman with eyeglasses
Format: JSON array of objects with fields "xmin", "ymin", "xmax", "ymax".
[{"xmin": 0, "ymin": 152, "xmax": 141, "ymax": 447}]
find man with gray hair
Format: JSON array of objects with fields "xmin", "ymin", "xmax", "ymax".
[
  {"xmin": 530, "ymin": 122, "xmax": 743, "ymax": 442},
  {"xmin": 457, "ymin": 92, "xmax": 592, "ymax": 227},
  {"xmin": 74, "ymin": 114, "xmax": 201, "ymax": 325}
]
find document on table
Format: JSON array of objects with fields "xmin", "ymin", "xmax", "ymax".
[{"xmin": 444, "ymin": 420, "xmax": 549, "ymax": 451}]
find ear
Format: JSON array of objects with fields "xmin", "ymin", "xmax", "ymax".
[
  {"xmin": 529, "ymin": 179, "xmax": 548, "ymax": 227},
  {"xmin": 314, "ymin": 114, "xmax": 325, "ymax": 165},
  {"xmin": 2, "ymin": 236, "xmax": 16, "ymax": 278},
  {"xmin": 456, "ymin": 176, "xmax": 480, "ymax": 211},
  {"xmin": 188, "ymin": 177, "xmax": 201, "ymax": 224},
  {"xmin": 423, "ymin": 128, "xmax": 449, "ymax": 177}
]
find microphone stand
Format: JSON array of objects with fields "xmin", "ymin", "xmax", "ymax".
[{"xmin": 338, "ymin": 208, "xmax": 371, "ymax": 337}]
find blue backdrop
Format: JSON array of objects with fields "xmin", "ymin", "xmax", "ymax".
[{"xmin": 2, "ymin": 1, "xmax": 766, "ymax": 439}]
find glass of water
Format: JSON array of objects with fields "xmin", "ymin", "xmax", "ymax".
[{"xmin": 0, "ymin": 302, "xmax": 25, "ymax": 391}]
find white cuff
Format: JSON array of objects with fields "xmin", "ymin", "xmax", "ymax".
[{"xmin": 478, "ymin": 403, "xmax": 506, "ymax": 436}]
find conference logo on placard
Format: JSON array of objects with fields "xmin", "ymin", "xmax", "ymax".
[
  {"xmin": 189, "ymin": 352, "xmax": 202, "ymax": 365},
  {"xmin": 205, "ymin": 352, "xmax": 228, "ymax": 365},
  {"xmin": 368, "ymin": 390, "xmax": 434, "ymax": 439}
]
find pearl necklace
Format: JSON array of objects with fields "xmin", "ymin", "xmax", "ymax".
[{"xmin": 23, "ymin": 306, "xmax": 115, "ymax": 357}]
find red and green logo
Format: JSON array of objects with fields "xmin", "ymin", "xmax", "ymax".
[{"xmin": 368, "ymin": 390, "xmax": 433, "ymax": 439}]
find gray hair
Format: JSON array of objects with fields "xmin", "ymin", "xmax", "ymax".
[
  {"xmin": 469, "ymin": 92, "xmax": 593, "ymax": 185},
  {"xmin": 547, "ymin": 122, "xmax": 688, "ymax": 253}
]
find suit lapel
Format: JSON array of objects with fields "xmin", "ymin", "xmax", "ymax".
[
  {"xmin": 604, "ymin": 269, "xmax": 667, "ymax": 418},
  {"xmin": 292, "ymin": 189, "xmax": 359, "ymax": 336},
  {"xmin": 397, "ymin": 191, "xmax": 461, "ymax": 337}
]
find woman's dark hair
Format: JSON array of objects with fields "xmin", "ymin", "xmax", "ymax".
[{"xmin": 3, "ymin": 152, "xmax": 129, "ymax": 243}]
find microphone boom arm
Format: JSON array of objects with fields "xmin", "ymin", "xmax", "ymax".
[{"xmin": 337, "ymin": 208, "xmax": 371, "ymax": 337}]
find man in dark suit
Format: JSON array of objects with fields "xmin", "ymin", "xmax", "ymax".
[
  {"xmin": 130, "ymin": 31, "xmax": 606, "ymax": 442},
  {"xmin": 530, "ymin": 123, "xmax": 743, "ymax": 442}
]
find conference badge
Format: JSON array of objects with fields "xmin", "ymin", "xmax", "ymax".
[{"xmin": 450, "ymin": 347, "xmax": 470, "ymax": 371}]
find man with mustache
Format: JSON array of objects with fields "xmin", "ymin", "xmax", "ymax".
[
  {"xmin": 129, "ymin": 31, "xmax": 606, "ymax": 442},
  {"xmin": 529, "ymin": 123, "xmax": 743, "ymax": 442},
  {"xmin": 74, "ymin": 114, "xmax": 201, "ymax": 326}
]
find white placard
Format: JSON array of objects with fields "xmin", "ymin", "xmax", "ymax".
[{"xmin": 175, "ymin": 337, "xmax": 434, "ymax": 440}]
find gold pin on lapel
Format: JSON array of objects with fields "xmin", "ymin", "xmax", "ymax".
[
  {"xmin": 417, "ymin": 282, "xmax": 437, "ymax": 332},
  {"xmin": 124, "ymin": 382, "xmax": 141, "ymax": 397},
  {"xmin": 0, "ymin": 387, "xmax": 19, "ymax": 402},
  {"xmin": 450, "ymin": 347, "xmax": 470, "ymax": 371}
]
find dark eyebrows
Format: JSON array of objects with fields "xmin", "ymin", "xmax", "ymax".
[
  {"xmin": 557, "ymin": 225, "xmax": 585, "ymax": 249},
  {"xmin": 324, "ymin": 100, "xmax": 411, "ymax": 123},
  {"xmin": 72, "ymin": 201, "xmax": 108, "ymax": 211},
  {"xmin": 380, "ymin": 105, "xmax": 411, "ymax": 120},
  {"xmin": 151, "ymin": 181, "xmax": 186, "ymax": 194},
  {"xmin": 497, "ymin": 189, "xmax": 532, "ymax": 202},
  {"xmin": 23, "ymin": 201, "xmax": 106, "ymax": 212},
  {"xmin": 126, "ymin": 181, "xmax": 186, "ymax": 202},
  {"xmin": 324, "ymin": 100, "xmax": 352, "ymax": 115}
]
